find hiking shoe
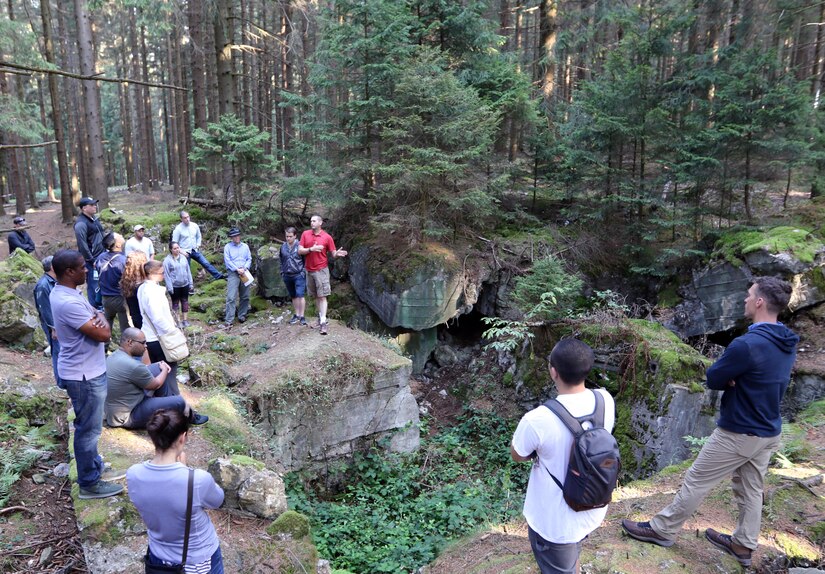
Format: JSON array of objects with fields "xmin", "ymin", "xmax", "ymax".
[
  {"xmin": 621, "ymin": 520, "xmax": 675, "ymax": 547},
  {"xmin": 239, "ymin": 315, "xmax": 247, "ymax": 323},
  {"xmin": 705, "ymin": 528, "xmax": 752, "ymax": 567},
  {"xmin": 289, "ymin": 315, "xmax": 300, "ymax": 325},
  {"xmin": 100, "ymin": 464, "xmax": 126, "ymax": 482},
  {"xmin": 181, "ymin": 320, "xmax": 190, "ymax": 328},
  {"xmin": 319, "ymin": 322, "xmax": 329, "ymax": 335},
  {"xmin": 189, "ymin": 412, "xmax": 209, "ymax": 425},
  {"xmin": 299, "ymin": 317, "xmax": 307, "ymax": 326},
  {"xmin": 78, "ymin": 480, "xmax": 124, "ymax": 499}
]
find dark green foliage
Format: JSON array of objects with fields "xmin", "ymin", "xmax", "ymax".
[
  {"xmin": 286, "ymin": 408, "xmax": 527, "ymax": 573},
  {"xmin": 511, "ymin": 257, "xmax": 583, "ymax": 320}
]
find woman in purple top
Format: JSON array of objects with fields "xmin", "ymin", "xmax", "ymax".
[{"xmin": 127, "ymin": 409, "xmax": 224, "ymax": 573}]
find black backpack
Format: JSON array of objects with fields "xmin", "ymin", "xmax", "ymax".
[{"xmin": 542, "ymin": 390, "xmax": 621, "ymax": 512}]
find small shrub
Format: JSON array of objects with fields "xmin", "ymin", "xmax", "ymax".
[{"xmin": 511, "ymin": 256, "xmax": 583, "ymax": 320}]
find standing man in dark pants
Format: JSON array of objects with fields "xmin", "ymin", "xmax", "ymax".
[
  {"xmin": 33, "ymin": 255, "xmax": 61, "ymax": 389},
  {"xmin": 73, "ymin": 197, "xmax": 105, "ymax": 308},
  {"xmin": 622, "ymin": 276, "xmax": 799, "ymax": 568},
  {"xmin": 8, "ymin": 215, "xmax": 36, "ymax": 255},
  {"xmin": 50, "ymin": 249, "xmax": 123, "ymax": 500},
  {"xmin": 172, "ymin": 211, "xmax": 225, "ymax": 284}
]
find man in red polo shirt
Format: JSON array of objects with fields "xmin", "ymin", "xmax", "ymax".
[{"xmin": 299, "ymin": 215, "xmax": 347, "ymax": 335}]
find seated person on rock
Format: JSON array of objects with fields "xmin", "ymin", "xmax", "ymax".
[{"xmin": 105, "ymin": 328, "xmax": 208, "ymax": 429}]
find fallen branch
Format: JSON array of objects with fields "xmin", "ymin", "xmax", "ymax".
[
  {"xmin": 0, "ymin": 505, "xmax": 33, "ymax": 516},
  {"xmin": 0, "ymin": 60, "xmax": 188, "ymax": 92},
  {"xmin": 0, "ymin": 532, "xmax": 76, "ymax": 556},
  {"xmin": 0, "ymin": 140, "xmax": 57, "ymax": 150},
  {"xmin": 179, "ymin": 196, "xmax": 224, "ymax": 206},
  {"xmin": 766, "ymin": 473, "xmax": 824, "ymax": 507}
]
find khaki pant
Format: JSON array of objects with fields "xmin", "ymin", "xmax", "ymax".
[{"xmin": 650, "ymin": 427, "xmax": 780, "ymax": 550}]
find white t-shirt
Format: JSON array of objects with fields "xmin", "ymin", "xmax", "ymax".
[
  {"xmin": 124, "ymin": 236, "xmax": 155, "ymax": 258},
  {"xmin": 511, "ymin": 388, "xmax": 615, "ymax": 543}
]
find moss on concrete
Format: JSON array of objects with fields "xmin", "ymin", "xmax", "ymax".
[
  {"xmin": 198, "ymin": 393, "xmax": 254, "ymax": 455},
  {"xmin": 229, "ymin": 454, "xmax": 266, "ymax": 470},
  {"xmin": 712, "ymin": 225, "xmax": 824, "ymax": 265}
]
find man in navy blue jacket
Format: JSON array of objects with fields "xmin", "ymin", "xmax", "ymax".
[{"xmin": 623, "ymin": 276, "xmax": 799, "ymax": 567}]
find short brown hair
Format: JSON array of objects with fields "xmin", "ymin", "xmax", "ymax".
[{"xmin": 752, "ymin": 276, "xmax": 793, "ymax": 314}]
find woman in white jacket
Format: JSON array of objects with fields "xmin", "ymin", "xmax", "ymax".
[{"xmin": 139, "ymin": 260, "xmax": 180, "ymax": 395}]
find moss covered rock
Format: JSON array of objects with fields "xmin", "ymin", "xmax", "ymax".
[
  {"xmin": 0, "ymin": 250, "xmax": 47, "ymax": 349},
  {"xmin": 266, "ymin": 510, "xmax": 310, "ymax": 539}
]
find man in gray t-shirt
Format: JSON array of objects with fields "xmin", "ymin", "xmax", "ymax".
[{"xmin": 105, "ymin": 328, "xmax": 208, "ymax": 429}]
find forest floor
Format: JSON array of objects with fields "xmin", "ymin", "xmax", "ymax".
[{"xmin": 0, "ymin": 186, "xmax": 823, "ymax": 573}]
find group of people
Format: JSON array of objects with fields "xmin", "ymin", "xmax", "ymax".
[
  {"xmin": 512, "ymin": 276, "xmax": 799, "ymax": 573},
  {"xmin": 20, "ymin": 203, "xmax": 355, "ymax": 573}
]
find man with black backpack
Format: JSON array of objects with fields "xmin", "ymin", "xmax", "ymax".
[{"xmin": 511, "ymin": 338, "xmax": 617, "ymax": 574}]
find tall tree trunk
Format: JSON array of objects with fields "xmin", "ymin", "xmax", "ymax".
[
  {"xmin": 188, "ymin": 0, "xmax": 212, "ymax": 194},
  {"xmin": 74, "ymin": 0, "xmax": 109, "ymax": 207},
  {"xmin": 116, "ymin": 28, "xmax": 136, "ymax": 190},
  {"xmin": 36, "ymin": 79, "xmax": 57, "ymax": 203},
  {"xmin": 174, "ymin": 27, "xmax": 190, "ymax": 198},
  {"xmin": 129, "ymin": 9, "xmax": 150, "ymax": 192},
  {"xmin": 0, "ymin": 70, "xmax": 21, "ymax": 216},
  {"xmin": 161, "ymin": 53, "xmax": 179, "ymax": 194},
  {"xmin": 140, "ymin": 23, "xmax": 159, "ymax": 190},
  {"xmin": 43, "ymin": 0, "xmax": 74, "ymax": 220},
  {"xmin": 57, "ymin": 2, "xmax": 84, "ymax": 204},
  {"xmin": 539, "ymin": 0, "xmax": 558, "ymax": 111},
  {"xmin": 215, "ymin": 0, "xmax": 237, "ymax": 204}
]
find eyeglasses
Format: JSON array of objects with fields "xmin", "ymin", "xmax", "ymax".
[{"xmin": 130, "ymin": 339, "xmax": 148, "ymax": 346}]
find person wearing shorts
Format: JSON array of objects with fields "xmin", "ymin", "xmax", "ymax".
[
  {"xmin": 280, "ymin": 227, "xmax": 306, "ymax": 326},
  {"xmin": 298, "ymin": 215, "xmax": 347, "ymax": 335}
]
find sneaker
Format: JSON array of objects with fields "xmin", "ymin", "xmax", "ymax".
[
  {"xmin": 621, "ymin": 520, "xmax": 675, "ymax": 547},
  {"xmin": 705, "ymin": 528, "xmax": 752, "ymax": 567},
  {"xmin": 100, "ymin": 464, "xmax": 126, "ymax": 482},
  {"xmin": 189, "ymin": 412, "xmax": 209, "ymax": 425},
  {"xmin": 289, "ymin": 315, "xmax": 300, "ymax": 325},
  {"xmin": 181, "ymin": 320, "xmax": 190, "ymax": 328},
  {"xmin": 239, "ymin": 316, "xmax": 247, "ymax": 323},
  {"xmin": 299, "ymin": 317, "xmax": 307, "ymax": 326},
  {"xmin": 78, "ymin": 480, "xmax": 124, "ymax": 499},
  {"xmin": 189, "ymin": 287, "xmax": 196, "ymax": 295},
  {"xmin": 319, "ymin": 322, "xmax": 329, "ymax": 335}
]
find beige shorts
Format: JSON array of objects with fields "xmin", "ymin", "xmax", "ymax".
[{"xmin": 306, "ymin": 267, "xmax": 331, "ymax": 298}]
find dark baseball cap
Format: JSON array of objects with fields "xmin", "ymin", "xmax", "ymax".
[
  {"xmin": 78, "ymin": 197, "xmax": 99, "ymax": 207},
  {"xmin": 227, "ymin": 227, "xmax": 241, "ymax": 237},
  {"xmin": 12, "ymin": 216, "xmax": 25, "ymax": 225}
]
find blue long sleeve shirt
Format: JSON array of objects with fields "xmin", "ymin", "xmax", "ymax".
[
  {"xmin": 223, "ymin": 241, "xmax": 252, "ymax": 272},
  {"xmin": 33, "ymin": 273, "xmax": 57, "ymax": 335},
  {"xmin": 706, "ymin": 322, "xmax": 799, "ymax": 437}
]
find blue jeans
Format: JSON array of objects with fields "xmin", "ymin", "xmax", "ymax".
[
  {"xmin": 64, "ymin": 373, "xmax": 106, "ymax": 488},
  {"xmin": 187, "ymin": 250, "xmax": 223, "ymax": 279},
  {"xmin": 225, "ymin": 271, "xmax": 250, "ymax": 322},
  {"xmin": 147, "ymin": 545, "xmax": 224, "ymax": 574},
  {"xmin": 85, "ymin": 262, "xmax": 102, "ymax": 309},
  {"xmin": 126, "ymin": 395, "xmax": 186, "ymax": 429}
]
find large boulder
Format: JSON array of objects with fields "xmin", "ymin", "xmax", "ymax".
[
  {"xmin": 208, "ymin": 456, "xmax": 288, "ymax": 519},
  {"xmin": 0, "ymin": 250, "xmax": 47, "ymax": 349},
  {"xmin": 348, "ymin": 242, "xmax": 490, "ymax": 331},
  {"xmin": 664, "ymin": 226, "xmax": 825, "ymax": 338},
  {"xmin": 256, "ymin": 243, "xmax": 288, "ymax": 298},
  {"xmin": 243, "ymin": 327, "xmax": 420, "ymax": 472}
]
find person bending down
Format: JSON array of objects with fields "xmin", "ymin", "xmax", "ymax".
[{"xmin": 105, "ymin": 328, "xmax": 208, "ymax": 429}]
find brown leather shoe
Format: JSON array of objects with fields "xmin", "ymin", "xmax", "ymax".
[
  {"xmin": 705, "ymin": 528, "xmax": 752, "ymax": 567},
  {"xmin": 621, "ymin": 519, "xmax": 675, "ymax": 547}
]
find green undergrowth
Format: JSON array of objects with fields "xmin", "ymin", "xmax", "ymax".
[
  {"xmin": 712, "ymin": 225, "xmax": 824, "ymax": 266},
  {"xmin": 0, "ymin": 390, "xmax": 60, "ymax": 506},
  {"xmin": 197, "ymin": 392, "xmax": 257, "ymax": 456},
  {"xmin": 286, "ymin": 408, "xmax": 527, "ymax": 573}
]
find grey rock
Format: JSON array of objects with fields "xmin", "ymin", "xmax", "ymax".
[
  {"xmin": 256, "ymin": 355, "xmax": 420, "ymax": 472},
  {"xmin": 784, "ymin": 374, "xmax": 825, "ymax": 418},
  {"xmin": 37, "ymin": 546, "xmax": 53, "ymax": 568},
  {"xmin": 317, "ymin": 559, "xmax": 332, "ymax": 574},
  {"xmin": 256, "ymin": 243, "xmax": 288, "ymax": 299},
  {"xmin": 433, "ymin": 344, "xmax": 458, "ymax": 367},
  {"xmin": 208, "ymin": 458, "xmax": 257, "ymax": 510},
  {"xmin": 237, "ymin": 470, "xmax": 287, "ymax": 520},
  {"xmin": 52, "ymin": 462, "xmax": 70, "ymax": 478},
  {"xmin": 789, "ymin": 569, "xmax": 825, "ymax": 574},
  {"xmin": 31, "ymin": 473, "xmax": 46, "ymax": 485}
]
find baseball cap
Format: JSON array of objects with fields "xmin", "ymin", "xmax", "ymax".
[
  {"xmin": 78, "ymin": 197, "xmax": 99, "ymax": 207},
  {"xmin": 134, "ymin": 224, "xmax": 145, "ymax": 231},
  {"xmin": 12, "ymin": 216, "xmax": 25, "ymax": 225},
  {"xmin": 227, "ymin": 227, "xmax": 241, "ymax": 237}
]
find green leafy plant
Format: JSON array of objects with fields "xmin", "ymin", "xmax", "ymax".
[{"xmin": 286, "ymin": 408, "xmax": 528, "ymax": 573}]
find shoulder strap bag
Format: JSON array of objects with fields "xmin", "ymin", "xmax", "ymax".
[
  {"xmin": 143, "ymin": 297, "xmax": 189, "ymax": 362},
  {"xmin": 144, "ymin": 468, "xmax": 194, "ymax": 573}
]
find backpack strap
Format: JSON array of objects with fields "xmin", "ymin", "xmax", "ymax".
[{"xmin": 540, "ymin": 390, "xmax": 604, "ymax": 490}]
